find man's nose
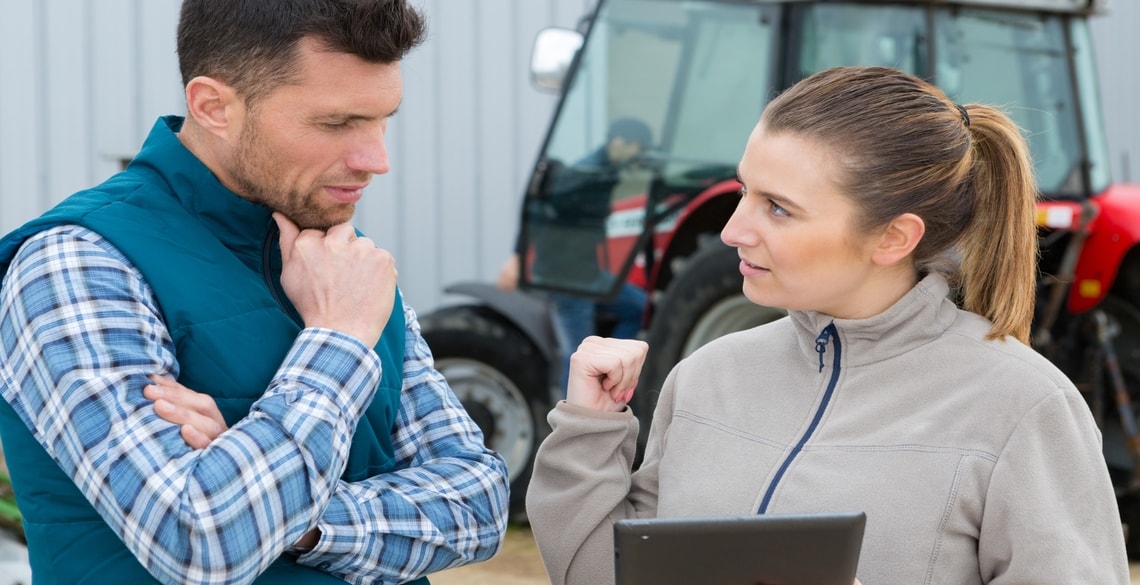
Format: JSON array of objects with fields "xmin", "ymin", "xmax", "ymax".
[{"xmin": 347, "ymin": 129, "xmax": 390, "ymax": 175}]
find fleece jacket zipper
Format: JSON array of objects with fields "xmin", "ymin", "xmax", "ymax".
[{"xmin": 757, "ymin": 321, "xmax": 842, "ymax": 514}]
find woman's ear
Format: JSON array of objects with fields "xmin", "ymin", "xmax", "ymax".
[
  {"xmin": 184, "ymin": 76, "xmax": 240, "ymax": 139},
  {"xmin": 871, "ymin": 213, "xmax": 925, "ymax": 267}
]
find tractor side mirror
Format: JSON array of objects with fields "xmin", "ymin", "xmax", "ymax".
[{"xmin": 530, "ymin": 27, "xmax": 583, "ymax": 93}]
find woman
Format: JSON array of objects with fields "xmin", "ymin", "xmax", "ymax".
[{"xmin": 525, "ymin": 66, "xmax": 1129, "ymax": 585}]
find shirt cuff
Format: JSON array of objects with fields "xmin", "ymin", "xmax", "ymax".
[{"xmin": 264, "ymin": 327, "xmax": 384, "ymax": 421}]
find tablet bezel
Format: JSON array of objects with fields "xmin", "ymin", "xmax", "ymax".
[{"xmin": 613, "ymin": 510, "xmax": 866, "ymax": 585}]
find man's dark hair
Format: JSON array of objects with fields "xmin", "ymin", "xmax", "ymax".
[{"xmin": 177, "ymin": 0, "xmax": 426, "ymax": 105}]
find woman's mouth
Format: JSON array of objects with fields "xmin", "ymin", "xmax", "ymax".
[{"xmin": 739, "ymin": 258, "xmax": 770, "ymax": 276}]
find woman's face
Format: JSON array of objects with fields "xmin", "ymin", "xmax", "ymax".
[{"xmin": 721, "ymin": 125, "xmax": 892, "ymax": 319}]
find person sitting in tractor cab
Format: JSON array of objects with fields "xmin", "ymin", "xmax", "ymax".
[{"xmin": 498, "ymin": 117, "xmax": 652, "ymax": 393}]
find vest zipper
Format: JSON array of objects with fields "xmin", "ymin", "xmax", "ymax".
[
  {"xmin": 757, "ymin": 321, "xmax": 842, "ymax": 514},
  {"xmin": 261, "ymin": 221, "xmax": 303, "ymax": 326}
]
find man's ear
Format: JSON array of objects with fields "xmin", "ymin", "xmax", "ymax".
[
  {"xmin": 871, "ymin": 212, "xmax": 925, "ymax": 267},
  {"xmin": 184, "ymin": 76, "xmax": 240, "ymax": 139}
]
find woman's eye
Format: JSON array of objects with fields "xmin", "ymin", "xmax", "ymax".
[{"xmin": 769, "ymin": 200, "xmax": 790, "ymax": 217}]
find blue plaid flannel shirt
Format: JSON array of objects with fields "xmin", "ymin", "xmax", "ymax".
[{"xmin": 0, "ymin": 226, "xmax": 508, "ymax": 585}]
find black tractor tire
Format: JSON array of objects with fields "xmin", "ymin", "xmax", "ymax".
[
  {"xmin": 637, "ymin": 239, "xmax": 784, "ymax": 436},
  {"xmin": 1091, "ymin": 294, "xmax": 1140, "ymax": 557},
  {"xmin": 420, "ymin": 305, "xmax": 552, "ymax": 522}
]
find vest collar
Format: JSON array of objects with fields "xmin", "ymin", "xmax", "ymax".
[{"xmin": 128, "ymin": 115, "xmax": 274, "ymax": 258}]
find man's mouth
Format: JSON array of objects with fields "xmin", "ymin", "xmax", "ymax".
[{"xmin": 325, "ymin": 185, "xmax": 367, "ymax": 204}]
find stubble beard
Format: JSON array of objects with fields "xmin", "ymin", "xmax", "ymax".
[{"xmin": 228, "ymin": 118, "xmax": 351, "ymax": 231}]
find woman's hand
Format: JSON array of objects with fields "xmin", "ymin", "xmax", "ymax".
[
  {"xmin": 566, "ymin": 336, "xmax": 648, "ymax": 412},
  {"xmin": 145, "ymin": 375, "xmax": 228, "ymax": 449}
]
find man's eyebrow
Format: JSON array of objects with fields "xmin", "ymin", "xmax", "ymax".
[
  {"xmin": 311, "ymin": 113, "xmax": 373, "ymax": 123},
  {"xmin": 311, "ymin": 100, "xmax": 402, "ymax": 123}
]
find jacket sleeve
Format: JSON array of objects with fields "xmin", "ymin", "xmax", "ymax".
[
  {"xmin": 526, "ymin": 362, "xmax": 680, "ymax": 585},
  {"xmin": 978, "ymin": 388, "xmax": 1129, "ymax": 584},
  {"xmin": 291, "ymin": 301, "xmax": 510, "ymax": 584}
]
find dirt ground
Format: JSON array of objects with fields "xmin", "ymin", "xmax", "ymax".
[
  {"xmin": 431, "ymin": 524, "xmax": 548, "ymax": 585},
  {"xmin": 431, "ymin": 523, "xmax": 1140, "ymax": 585}
]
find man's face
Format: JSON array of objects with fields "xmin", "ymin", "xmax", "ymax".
[
  {"xmin": 223, "ymin": 37, "xmax": 403, "ymax": 230},
  {"xmin": 606, "ymin": 136, "xmax": 643, "ymax": 167}
]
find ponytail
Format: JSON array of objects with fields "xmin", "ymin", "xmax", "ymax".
[{"xmin": 957, "ymin": 105, "xmax": 1038, "ymax": 343}]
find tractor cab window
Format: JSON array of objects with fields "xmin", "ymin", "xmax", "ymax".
[
  {"xmin": 795, "ymin": 4, "xmax": 927, "ymax": 77},
  {"xmin": 1068, "ymin": 18, "xmax": 1110, "ymax": 193},
  {"xmin": 934, "ymin": 9, "xmax": 1091, "ymax": 198},
  {"xmin": 520, "ymin": 0, "xmax": 777, "ymax": 297},
  {"xmin": 792, "ymin": 4, "xmax": 1101, "ymax": 199}
]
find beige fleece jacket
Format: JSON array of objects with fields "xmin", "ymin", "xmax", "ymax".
[{"xmin": 526, "ymin": 274, "xmax": 1129, "ymax": 585}]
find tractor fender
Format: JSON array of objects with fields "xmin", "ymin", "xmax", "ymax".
[
  {"xmin": 655, "ymin": 179, "xmax": 740, "ymax": 255},
  {"xmin": 1072, "ymin": 184, "xmax": 1140, "ymax": 313},
  {"xmin": 441, "ymin": 282, "xmax": 560, "ymax": 365},
  {"xmin": 645, "ymin": 179, "xmax": 741, "ymax": 293}
]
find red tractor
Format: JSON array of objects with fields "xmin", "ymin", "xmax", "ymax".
[{"xmin": 420, "ymin": 0, "xmax": 1140, "ymax": 547}]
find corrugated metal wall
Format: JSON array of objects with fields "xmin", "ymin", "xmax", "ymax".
[
  {"xmin": 0, "ymin": 0, "xmax": 593, "ymax": 314},
  {"xmin": 0, "ymin": 0, "xmax": 1136, "ymax": 314}
]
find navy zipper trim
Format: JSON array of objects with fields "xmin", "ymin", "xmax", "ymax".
[{"xmin": 757, "ymin": 322, "xmax": 842, "ymax": 514}]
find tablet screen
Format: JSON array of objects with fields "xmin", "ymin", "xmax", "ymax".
[{"xmin": 614, "ymin": 511, "xmax": 866, "ymax": 585}]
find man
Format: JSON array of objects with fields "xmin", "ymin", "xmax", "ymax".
[
  {"xmin": 0, "ymin": 1, "xmax": 508, "ymax": 584},
  {"xmin": 500, "ymin": 118, "xmax": 652, "ymax": 391}
]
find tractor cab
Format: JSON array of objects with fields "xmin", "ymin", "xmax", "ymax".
[{"xmin": 517, "ymin": 0, "xmax": 1109, "ymax": 305}]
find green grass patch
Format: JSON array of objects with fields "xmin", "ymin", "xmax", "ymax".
[{"xmin": 0, "ymin": 470, "xmax": 24, "ymax": 541}]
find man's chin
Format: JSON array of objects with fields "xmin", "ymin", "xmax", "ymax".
[{"xmin": 289, "ymin": 205, "xmax": 356, "ymax": 231}]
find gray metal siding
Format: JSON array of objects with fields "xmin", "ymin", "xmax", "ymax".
[
  {"xmin": 0, "ymin": 0, "xmax": 1136, "ymax": 314},
  {"xmin": 0, "ymin": 0, "xmax": 592, "ymax": 314}
]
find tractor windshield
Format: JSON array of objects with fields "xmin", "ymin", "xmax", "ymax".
[
  {"xmin": 519, "ymin": 0, "xmax": 1108, "ymax": 297},
  {"xmin": 520, "ymin": 0, "xmax": 779, "ymax": 297},
  {"xmin": 931, "ymin": 7, "xmax": 1107, "ymax": 197},
  {"xmin": 792, "ymin": 2, "xmax": 1108, "ymax": 197}
]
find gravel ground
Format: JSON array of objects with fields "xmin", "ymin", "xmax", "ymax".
[
  {"xmin": 432, "ymin": 523, "xmax": 1140, "ymax": 585},
  {"xmin": 2, "ymin": 521, "xmax": 1139, "ymax": 584},
  {"xmin": 431, "ymin": 524, "xmax": 548, "ymax": 585},
  {"xmin": 0, "ymin": 523, "xmax": 547, "ymax": 585}
]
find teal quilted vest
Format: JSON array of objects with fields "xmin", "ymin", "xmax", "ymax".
[{"xmin": 0, "ymin": 116, "xmax": 424, "ymax": 584}]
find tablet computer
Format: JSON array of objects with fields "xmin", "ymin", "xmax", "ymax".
[{"xmin": 613, "ymin": 511, "xmax": 866, "ymax": 585}]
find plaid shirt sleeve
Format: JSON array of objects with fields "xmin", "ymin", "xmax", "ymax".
[
  {"xmin": 292, "ymin": 302, "xmax": 510, "ymax": 584},
  {"xmin": 0, "ymin": 225, "xmax": 458, "ymax": 585}
]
